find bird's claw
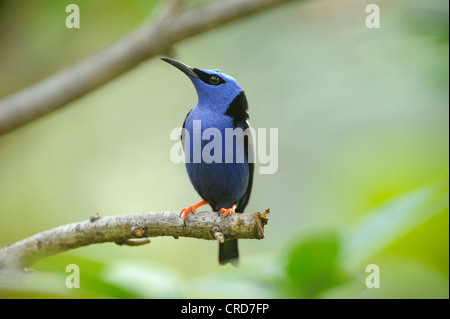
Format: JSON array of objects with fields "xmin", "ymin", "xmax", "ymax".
[
  {"xmin": 179, "ymin": 200, "xmax": 209, "ymax": 221},
  {"xmin": 180, "ymin": 206, "xmax": 196, "ymax": 221},
  {"xmin": 219, "ymin": 204, "xmax": 237, "ymax": 217}
]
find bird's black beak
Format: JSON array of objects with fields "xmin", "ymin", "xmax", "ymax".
[{"xmin": 160, "ymin": 57, "xmax": 199, "ymax": 79}]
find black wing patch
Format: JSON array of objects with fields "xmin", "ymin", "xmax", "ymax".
[
  {"xmin": 225, "ymin": 91, "xmax": 249, "ymax": 127},
  {"xmin": 236, "ymin": 120, "xmax": 254, "ymax": 213}
]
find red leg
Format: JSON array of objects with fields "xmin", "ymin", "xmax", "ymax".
[
  {"xmin": 219, "ymin": 204, "xmax": 237, "ymax": 217},
  {"xmin": 180, "ymin": 200, "xmax": 209, "ymax": 220}
]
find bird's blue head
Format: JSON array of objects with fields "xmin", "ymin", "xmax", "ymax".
[{"xmin": 161, "ymin": 57, "xmax": 244, "ymax": 114}]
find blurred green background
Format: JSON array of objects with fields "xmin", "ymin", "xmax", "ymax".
[{"xmin": 0, "ymin": 0, "xmax": 448, "ymax": 298}]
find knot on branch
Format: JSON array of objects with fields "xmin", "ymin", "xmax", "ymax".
[{"xmin": 131, "ymin": 225, "xmax": 146, "ymax": 238}]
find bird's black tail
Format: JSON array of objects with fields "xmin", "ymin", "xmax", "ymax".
[{"xmin": 219, "ymin": 239, "xmax": 239, "ymax": 266}]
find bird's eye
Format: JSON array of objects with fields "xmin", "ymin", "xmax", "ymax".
[{"xmin": 209, "ymin": 75, "xmax": 220, "ymax": 85}]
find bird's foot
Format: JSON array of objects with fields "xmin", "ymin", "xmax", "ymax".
[
  {"xmin": 180, "ymin": 206, "xmax": 196, "ymax": 221},
  {"xmin": 219, "ymin": 204, "xmax": 237, "ymax": 217},
  {"xmin": 180, "ymin": 200, "xmax": 209, "ymax": 221}
]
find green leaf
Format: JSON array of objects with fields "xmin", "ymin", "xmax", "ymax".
[
  {"xmin": 285, "ymin": 233, "xmax": 343, "ymax": 298},
  {"xmin": 340, "ymin": 174, "xmax": 449, "ymax": 271}
]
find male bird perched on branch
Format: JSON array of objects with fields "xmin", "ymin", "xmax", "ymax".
[{"xmin": 161, "ymin": 57, "xmax": 254, "ymax": 266}]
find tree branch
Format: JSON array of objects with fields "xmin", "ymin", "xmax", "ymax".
[
  {"xmin": 0, "ymin": 0, "xmax": 298, "ymax": 136},
  {"xmin": 0, "ymin": 210, "xmax": 270, "ymax": 269}
]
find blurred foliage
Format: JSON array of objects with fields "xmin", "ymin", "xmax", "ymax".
[
  {"xmin": 1, "ymin": 174, "xmax": 447, "ymax": 298},
  {"xmin": 0, "ymin": 0, "xmax": 448, "ymax": 298},
  {"xmin": 285, "ymin": 233, "xmax": 343, "ymax": 298}
]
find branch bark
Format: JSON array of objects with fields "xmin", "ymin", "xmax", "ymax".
[
  {"xmin": 0, "ymin": 210, "xmax": 270, "ymax": 269},
  {"xmin": 0, "ymin": 0, "xmax": 298, "ymax": 136}
]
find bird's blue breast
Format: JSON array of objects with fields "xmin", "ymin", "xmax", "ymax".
[{"xmin": 183, "ymin": 107, "xmax": 249, "ymax": 210}]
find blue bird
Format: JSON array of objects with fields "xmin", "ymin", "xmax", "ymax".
[{"xmin": 161, "ymin": 57, "xmax": 253, "ymax": 266}]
